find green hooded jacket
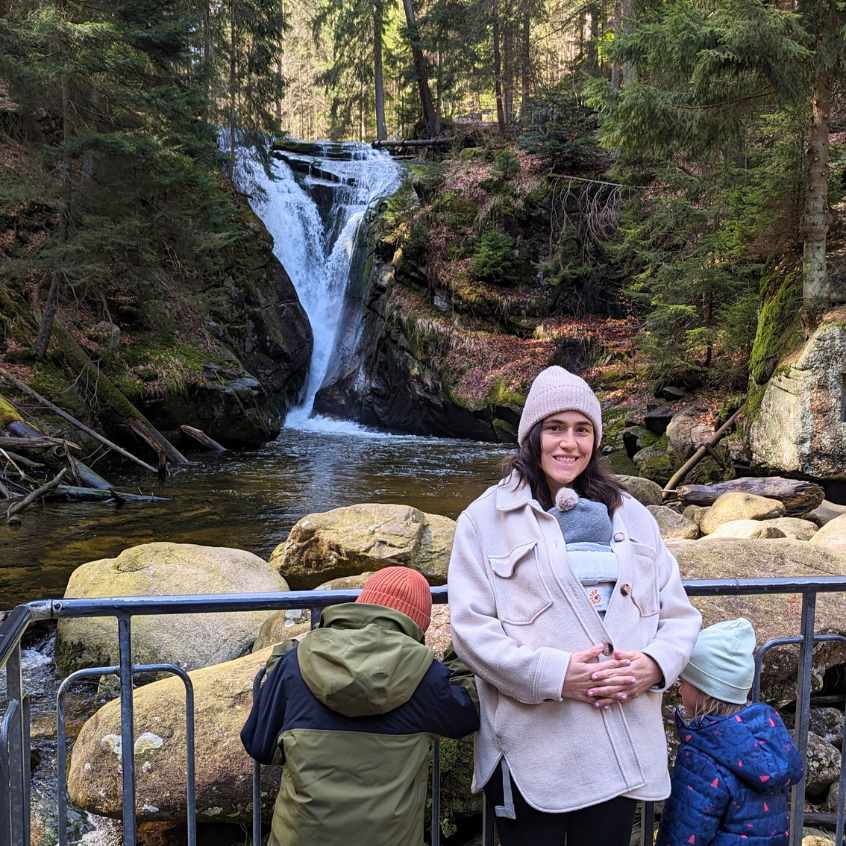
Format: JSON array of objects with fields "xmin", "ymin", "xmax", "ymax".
[{"xmin": 241, "ymin": 603, "xmax": 479, "ymax": 846}]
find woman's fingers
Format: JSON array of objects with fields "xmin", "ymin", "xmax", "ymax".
[
  {"xmin": 587, "ymin": 678, "xmax": 636, "ymax": 697},
  {"xmin": 572, "ymin": 644, "xmax": 605, "ymax": 663},
  {"xmin": 589, "ymin": 661, "xmax": 635, "ymax": 681}
]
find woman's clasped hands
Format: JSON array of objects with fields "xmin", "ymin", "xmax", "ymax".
[{"xmin": 562, "ymin": 645, "xmax": 663, "ymax": 709}]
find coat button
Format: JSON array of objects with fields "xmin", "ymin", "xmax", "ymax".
[
  {"xmin": 620, "ymin": 583, "xmax": 631, "ymax": 597},
  {"xmin": 613, "ymin": 531, "xmax": 625, "ymax": 542}
]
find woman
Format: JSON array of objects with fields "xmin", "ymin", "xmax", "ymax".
[{"xmin": 448, "ymin": 365, "xmax": 701, "ymax": 846}]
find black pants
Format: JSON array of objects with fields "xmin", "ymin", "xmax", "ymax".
[{"xmin": 483, "ymin": 763, "xmax": 637, "ymax": 846}]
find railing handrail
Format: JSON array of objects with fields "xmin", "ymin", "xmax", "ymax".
[
  {"xmin": 4, "ymin": 575, "xmax": 846, "ymax": 666},
  {"xmin": 3, "ymin": 574, "xmax": 846, "ymax": 846}
]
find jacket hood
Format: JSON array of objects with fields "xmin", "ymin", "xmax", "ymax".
[
  {"xmin": 297, "ymin": 603, "xmax": 434, "ymax": 718},
  {"xmin": 676, "ymin": 703, "xmax": 802, "ymax": 793}
]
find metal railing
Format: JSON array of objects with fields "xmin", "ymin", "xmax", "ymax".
[{"xmin": 2, "ymin": 577, "xmax": 846, "ymax": 846}]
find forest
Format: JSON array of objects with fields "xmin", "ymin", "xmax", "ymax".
[{"xmin": 1, "ymin": 0, "xmax": 844, "ymax": 410}]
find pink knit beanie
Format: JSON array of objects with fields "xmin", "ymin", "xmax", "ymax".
[
  {"xmin": 356, "ymin": 566, "xmax": 432, "ymax": 633},
  {"xmin": 517, "ymin": 366, "xmax": 603, "ymax": 447}
]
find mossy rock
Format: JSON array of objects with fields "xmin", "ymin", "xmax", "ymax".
[
  {"xmin": 750, "ymin": 268, "xmax": 803, "ymax": 385},
  {"xmin": 0, "ymin": 395, "xmax": 22, "ymax": 428},
  {"xmin": 431, "ymin": 736, "xmax": 480, "ymax": 838},
  {"xmin": 605, "ymin": 449, "xmax": 639, "ymax": 476},
  {"xmin": 457, "ymin": 147, "xmax": 486, "ymax": 161},
  {"xmin": 632, "ymin": 435, "xmax": 674, "ymax": 485},
  {"xmin": 492, "ymin": 417, "xmax": 517, "ymax": 442}
]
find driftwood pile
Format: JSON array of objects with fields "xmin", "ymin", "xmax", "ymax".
[{"xmin": 0, "ymin": 367, "xmax": 224, "ymax": 525}]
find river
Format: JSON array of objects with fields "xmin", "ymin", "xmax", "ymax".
[{"xmin": 0, "ymin": 426, "xmax": 511, "ymax": 609}]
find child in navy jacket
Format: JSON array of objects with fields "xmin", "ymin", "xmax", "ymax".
[{"xmin": 657, "ymin": 618, "xmax": 802, "ymax": 846}]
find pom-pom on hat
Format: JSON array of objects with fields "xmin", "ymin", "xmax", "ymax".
[
  {"xmin": 680, "ymin": 618, "xmax": 756, "ymax": 705},
  {"xmin": 517, "ymin": 366, "xmax": 603, "ymax": 447},
  {"xmin": 356, "ymin": 566, "xmax": 432, "ymax": 633}
]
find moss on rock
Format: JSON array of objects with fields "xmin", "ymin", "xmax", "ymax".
[{"xmin": 750, "ymin": 268, "xmax": 803, "ymax": 385}]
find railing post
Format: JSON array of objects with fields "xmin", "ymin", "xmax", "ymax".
[
  {"xmin": 789, "ymin": 590, "xmax": 816, "ymax": 846},
  {"xmin": 431, "ymin": 737, "xmax": 441, "ymax": 846},
  {"xmin": 0, "ymin": 700, "xmax": 19, "ymax": 846},
  {"xmin": 252, "ymin": 668, "xmax": 267, "ymax": 846},
  {"xmin": 118, "ymin": 616, "xmax": 138, "ymax": 846},
  {"xmin": 5, "ymin": 645, "xmax": 26, "ymax": 846}
]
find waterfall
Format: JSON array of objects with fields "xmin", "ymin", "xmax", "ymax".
[{"xmin": 233, "ymin": 141, "xmax": 401, "ymax": 431}]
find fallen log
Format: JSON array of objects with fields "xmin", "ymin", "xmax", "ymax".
[
  {"xmin": 50, "ymin": 322, "xmax": 192, "ymax": 467},
  {"xmin": 663, "ymin": 406, "xmax": 743, "ymax": 493},
  {"xmin": 49, "ymin": 485, "xmax": 170, "ymax": 504},
  {"xmin": 0, "ymin": 368, "xmax": 158, "ymax": 474},
  {"xmin": 0, "ymin": 435, "xmax": 73, "ymax": 450},
  {"xmin": 180, "ymin": 425, "xmax": 226, "ymax": 453},
  {"xmin": 127, "ymin": 418, "xmax": 189, "ymax": 470},
  {"xmin": 676, "ymin": 477, "xmax": 825, "ymax": 516},
  {"xmin": 1, "ymin": 451, "xmax": 44, "ymax": 469},
  {"xmin": 6, "ymin": 468, "xmax": 66, "ymax": 522},
  {"xmin": 372, "ymin": 137, "xmax": 452, "ymax": 149},
  {"xmin": 68, "ymin": 455, "xmax": 113, "ymax": 490},
  {"xmin": 6, "ymin": 420, "xmax": 42, "ymax": 440}
]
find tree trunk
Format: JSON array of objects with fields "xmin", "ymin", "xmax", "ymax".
[
  {"xmin": 503, "ymin": 1, "xmax": 514, "ymax": 123},
  {"xmin": 586, "ymin": 2, "xmax": 599, "ymax": 73},
  {"xmin": 35, "ymin": 0, "xmax": 72, "ymax": 360},
  {"xmin": 492, "ymin": 0, "xmax": 505, "ymax": 131},
  {"xmin": 676, "ymin": 477, "xmax": 825, "ymax": 516},
  {"xmin": 373, "ymin": 0, "xmax": 387, "ymax": 141},
  {"xmin": 400, "ymin": 0, "xmax": 439, "ymax": 137},
  {"xmin": 227, "ymin": 0, "xmax": 238, "ymax": 177},
  {"xmin": 611, "ymin": 0, "xmax": 622, "ymax": 88},
  {"xmin": 519, "ymin": 0, "xmax": 531, "ymax": 116},
  {"xmin": 33, "ymin": 273, "xmax": 61, "ymax": 359},
  {"xmin": 621, "ymin": 0, "xmax": 637, "ymax": 85},
  {"xmin": 802, "ymin": 67, "xmax": 832, "ymax": 301},
  {"xmin": 203, "ymin": 0, "xmax": 212, "ymax": 113}
]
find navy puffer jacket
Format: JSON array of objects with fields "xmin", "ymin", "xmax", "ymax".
[{"xmin": 656, "ymin": 703, "xmax": 802, "ymax": 846}]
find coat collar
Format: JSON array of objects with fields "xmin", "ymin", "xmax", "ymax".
[{"xmin": 495, "ymin": 472, "xmax": 539, "ymax": 511}]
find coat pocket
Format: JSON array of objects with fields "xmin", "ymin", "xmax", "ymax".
[
  {"xmin": 630, "ymin": 542, "xmax": 659, "ymax": 617},
  {"xmin": 487, "ymin": 541, "xmax": 552, "ymax": 625}
]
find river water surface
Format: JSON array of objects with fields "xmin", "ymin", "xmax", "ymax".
[{"xmin": 1, "ymin": 426, "xmax": 511, "ymax": 608}]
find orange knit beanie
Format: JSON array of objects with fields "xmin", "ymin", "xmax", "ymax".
[{"xmin": 356, "ymin": 566, "xmax": 432, "ymax": 633}]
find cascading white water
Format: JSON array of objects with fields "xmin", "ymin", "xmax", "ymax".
[{"xmin": 234, "ymin": 142, "xmax": 401, "ymax": 432}]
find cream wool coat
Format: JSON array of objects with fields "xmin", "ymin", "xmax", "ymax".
[{"xmin": 448, "ymin": 475, "xmax": 701, "ymax": 813}]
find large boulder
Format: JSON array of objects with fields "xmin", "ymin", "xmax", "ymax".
[
  {"xmin": 760, "ymin": 517, "xmax": 818, "ymax": 541},
  {"xmin": 56, "ymin": 543, "xmax": 286, "ymax": 675},
  {"xmin": 271, "ymin": 504, "xmax": 455, "ymax": 589},
  {"xmin": 666, "ymin": 412, "xmax": 712, "ymax": 461},
  {"xmin": 811, "ymin": 514, "xmax": 846, "ymax": 556},
  {"xmin": 68, "ymin": 648, "xmax": 278, "ymax": 823},
  {"xmin": 749, "ymin": 309, "xmax": 846, "ymax": 480},
  {"xmin": 616, "ymin": 475, "xmax": 663, "ymax": 507},
  {"xmin": 804, "ymin": 732, "xmax": 841, "ymax": 798},
  {"xmin": 646, "ymin": 505, "xmax": 699, "ymax": 540},
  {"xmin": 668, "ymin": 538, "xmax": 846, "ymax": 702},
  {"xmin": 632, "ymin": 436, "xmax": 674, "ymax": 485},
  {"xmin": 707, "ymin": 519, "xmax": 787, "ymax": 540},
  {"xmin": 806, "ymin": 501, "xmax": 846, "ymax": 528},
  {"xmin": 699, "ymin": 492, "xmax": 785, "ymax": 535}
]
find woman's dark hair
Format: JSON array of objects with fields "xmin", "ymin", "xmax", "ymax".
[{"xmin": 501, "ymin": 419, "xmax": 624, "ymax": 513}]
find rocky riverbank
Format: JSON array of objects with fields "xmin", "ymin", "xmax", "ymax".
[
  {"xmin": 1, "ymin": 135, "xmax": 312, "ymax": 455},
  {"xmin": 22, "ymin": 480, "xmax": 846, "ymax": 845}
]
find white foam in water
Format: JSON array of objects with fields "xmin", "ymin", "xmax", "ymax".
[{"xmin": 232, "ymin": 140, "xmax": 402, "ymax": 437}]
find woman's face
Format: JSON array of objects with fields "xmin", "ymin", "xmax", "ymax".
[{"xmin": 539, "ymin": 411, "xmax": 594, "ymax": 496}]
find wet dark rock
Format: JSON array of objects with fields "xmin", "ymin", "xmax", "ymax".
[{"xmin": 644, "ymin": 405, "xmax": 674, "ymax": 434}]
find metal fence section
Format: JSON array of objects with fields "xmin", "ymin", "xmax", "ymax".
[{"xmin": 2, "ymin": 577, "xmax": 846, "ymax": 846}]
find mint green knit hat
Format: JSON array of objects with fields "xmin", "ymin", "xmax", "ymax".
[{"xmin": 680, "ymin": 618, "xmax": 756, "ymax": 705}]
